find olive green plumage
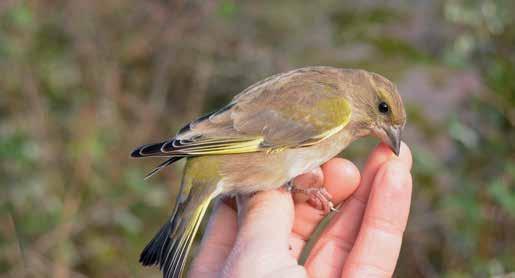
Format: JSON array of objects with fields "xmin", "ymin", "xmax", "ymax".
[{"xmin": 131, "ymin": 66, "xmax": 406, "ymax": 278}]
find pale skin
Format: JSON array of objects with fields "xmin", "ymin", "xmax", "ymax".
[{"xmin": 189, "ymin": 142, "xmax": 412, "ymax": 278}]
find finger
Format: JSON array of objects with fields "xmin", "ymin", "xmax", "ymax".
[
  {"xmin": 341, "ymin": 159, "xmax": 412, "ymax": 277},
  {"xmin": 304, "ymin": 142, "xmax": 410, "ymax": 258},
  {"xmin": 189, "ymin": 199, "xmax": 238, "ymax": 277},
  {"xmin": 290, "ymin": 158, "xmax": 360, "ymax": 258},
  {"xmin": 322, "ymin": 159, "xmax": 362, "ymax": 202},
  {"xmin": 222, "ymin": 190, "xmax": 299, "ymax": 277},
  {"xmin": 293, "ymin": 159, "xmax": 360, "ymax": 238},
  {"xmin": 325, "ymin": 143, "xmax": 412, "ymax": 243},
  {"xmin": 304, "ymin": 143, "xmax": 412, "ymax": 277},
  {"xmin": 354, "ymin": 142, "xmax": 412, "ymax": 203}
]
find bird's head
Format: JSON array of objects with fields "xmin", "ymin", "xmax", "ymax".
[{"xmin": 342, "ymin": 70, "xmax": 406, "ymax": 156}]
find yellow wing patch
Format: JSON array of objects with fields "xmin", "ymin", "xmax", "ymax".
[
  {"xmin": 166, "ymin": 137, "xmax": 265, "ymax": 156},
  {"xmin": 298, "ymin": 97, "xmax": 352, "ymax": 147}
]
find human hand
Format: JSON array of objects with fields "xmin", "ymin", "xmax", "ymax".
[{"xmin": 189, "ymin": 142, "xmax": 413, "ymax": 278}]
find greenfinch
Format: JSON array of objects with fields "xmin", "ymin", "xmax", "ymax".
[{"xmin": 131, "ymin": 66, "xmax": 406, "ymax": 278}]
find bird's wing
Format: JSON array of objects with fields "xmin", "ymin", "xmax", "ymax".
[{"xmin": 162, "ymin": 67, "xmax": 352, "ymax": 155}]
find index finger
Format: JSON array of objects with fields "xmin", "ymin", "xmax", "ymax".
[{"xmin": 341, "ymin": 159, "xmax": 412, "ymax": 277}]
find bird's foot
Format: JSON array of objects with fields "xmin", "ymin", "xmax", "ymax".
[{"xmin": 287, "ymin": 181, "xmax": 337, "ymax": 213}]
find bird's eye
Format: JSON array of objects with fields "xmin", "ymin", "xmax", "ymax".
[{"xmin": 378, "ymin": 102, "xmax": 389, "ymax": 113}]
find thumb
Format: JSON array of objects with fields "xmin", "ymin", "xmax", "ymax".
[
  {"xmin": 238, "ymin": 189, "xmax": 294, "ymax": 245},
  {"xmin": 221, "ymin": 190, "xmax": 297, "ymax": 277}
]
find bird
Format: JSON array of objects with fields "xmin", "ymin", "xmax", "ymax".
[{"xmin": 131, "ymin": 66, "xmax": 406, "ymax": 278}]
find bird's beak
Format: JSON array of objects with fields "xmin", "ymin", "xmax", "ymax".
[{"xmin": 384, "ymin": 126, "xmax": 402, "ymax": 156}]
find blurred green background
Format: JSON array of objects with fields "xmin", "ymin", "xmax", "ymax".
[{"xmin": 1, "ymin": 0, "xmax": 514, "ymax": 277}]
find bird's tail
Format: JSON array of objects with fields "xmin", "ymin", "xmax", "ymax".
[{"xmin": 139, "ymin": 168, "xmax": 221, "ymax": 278}]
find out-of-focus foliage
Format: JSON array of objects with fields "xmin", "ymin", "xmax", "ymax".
[{"xmin": 0, "ymin": 0, "xmax": 513, "ymax": 277}]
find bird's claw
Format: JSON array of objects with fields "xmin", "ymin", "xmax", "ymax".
[
  {"xmin": 286, "ymin": 180, "xmax": 295, "ymax": 192},
  {"xmin": 287, "ymin": 182, "xmax": 336, "ymax": 213}
]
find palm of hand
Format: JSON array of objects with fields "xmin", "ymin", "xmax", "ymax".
[{"xmin": 189, "ymin": 143, "xmax": 412, "ymax": 278}]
